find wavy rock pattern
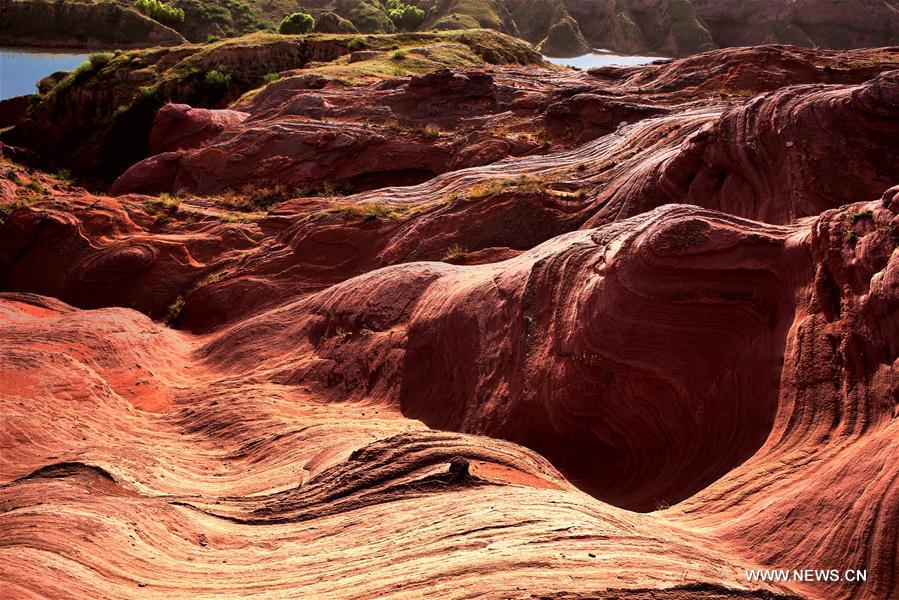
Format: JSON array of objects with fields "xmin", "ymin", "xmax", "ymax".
[
  {"xmin": 1, "ymin": 44, "xmax": 897, "ymax": 599},
  {"xmin": 201, "ymin": 205, "xmax": 802, "ymax": 511}
]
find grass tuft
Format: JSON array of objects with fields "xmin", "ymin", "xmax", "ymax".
[
  {"xmin": 442, "ymin": 244, "xmax": 468, "ymax": 262},
  {"xmin": 144, "ymin": 193, "xmax": 181, "ymax": 215},
  {"xmin": 847, "ymin": 209, "xmax": 873, "ymax": 224}
]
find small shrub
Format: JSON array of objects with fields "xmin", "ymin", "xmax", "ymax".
[
  {"xmin": 279, "ymin": 12, "xmax": 315, "ymax": 34},
  {"xmin": 220, "ymin": 185, "xmax": 295, "ymax": 211},
  {"xmin": 204, "ymin": 69, "xmax": 232, "ymax": 89},
  {"xmin": 845, "ymin": 231, "xmax": 858, "ymax": 245},
  {"xmin": 54, "ymin": 169, "xmax": 72, "ymax": 181},
  {"xmin": 263, "ymin": 72, "xmax": 280, "ymax": 84},
  {"xmin": 347, "ymin": 38, "xmax": 367, "ymax": 51},
  {"xmin": 137, "ymin": 85, "xmax": 159, "ymax": 100},
  {"xmin": 330, "ymin": 201, "xmax": 397, "ymax": 221},
  {"xmin": 419, "ymin": 123, "xmax": 440, "ymax": 138},
  {"xmin": 144, "ymin": 193, "xmax": 181, "ymax": 215},
  {"xmin": 847, "ymin": 209, "xmax": 873, "ymax": 224},
  {"xmin": 133, "ymin": 0, "xmax": 185, "ymax": 24},
  {"xmin": 206, "ymin": 34, "xmax": 221, "ymax": 43},
  {"xmin": 442, "ymin": 244, "xmax": 468, "ymax": 262},
  {"xmin": 166, "ymin": 295, "xmax": 185, "ymax": 324},
  {"xmin": 218, "ymin": 212, "xmax": 261, "ymax": 223},
  {"xmin": 466, "ymin": 179, "xmax": 505, "ymax": 200},
  {"xmin": 362, "ymin": 203, "xmax": 395, "ymax": 221},
  {"xmin": 391, "ymin": 49, "xmax": 407, "ymax": 60},
  {"xmin": 387, "ymin": 2, "xmax": 425, "ymax": 32},
  {"xmin": 315, "ymin": 182, "xmax": 355, "ymax": 197},
  {"xmin": 89, "ymin": 52, "xmax": 114, "ymax": 69},
  {"xmin": 71, "ymin": 61, "xmax": 94, "ymax": 79}
]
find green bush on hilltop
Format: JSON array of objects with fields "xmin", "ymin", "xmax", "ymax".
[
  {"xmin": 340, "ymin": 0, "xmax": 395, "ymax": 33},
  {"xmin": 174, "ymin": 0, "xmax": 267, "ymax": 37},
  {"xmin": 385, "ymin": 0, "xmax": 425, "ymax": 31},
  {"xmin": 347, "ymin": 37, "xmax": 367, "ymax": 50},
  {"xmin": 279, "ymin": 12, "xmax": 315, "ymax": 34},
  {"xmin": 133, "ymin": 0, "xmax": 185, "ymax": 24},
  {"xmin": 88, "ymin": 52, "xmax": 115, "ymax": 68}
]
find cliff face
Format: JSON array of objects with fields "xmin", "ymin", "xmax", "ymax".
[
  {"xmin": 0, "ymin": 0, "xmax": 186, "ymax": 48},
  {"xmin": 691, "ymin": 0, "xmax": 899, "ymax": 49},
  {"xmin": 449, "ymin": 0, "xmax": 899, "ymax": 56},
  {"xmin": 565, "ymin": 0, "xmax": 899, "ymax": 56}
]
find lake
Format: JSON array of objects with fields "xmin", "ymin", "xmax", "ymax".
[
  {"xmin": 0, "ymin": 48, "xmax": 90, "ymax": 100},
  {"xmin": 544, "ymin": 52, "xmax": 668, "ymax": 70}
]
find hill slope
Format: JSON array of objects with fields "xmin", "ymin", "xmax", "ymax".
[{"xmin": 2, "ymin": 0, "xmax": 897, "ymax": 56}]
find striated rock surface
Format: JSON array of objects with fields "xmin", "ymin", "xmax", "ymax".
[
  {"xmin": 587, "ymin": 68, "xmax": 899, "ymax": 226},
  {"xmin": 111, "ymin": 68, "xmax": 556, "ymax": 194},
  {"xmin": 1, "ymin": 42, "xmax": 898, "ymax": 600}
]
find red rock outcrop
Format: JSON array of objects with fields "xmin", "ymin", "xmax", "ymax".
[
  {"xmin": 110, "ymin": 68, "xmax": 558, "ymax": 194},
  {"xmin": 0, "ymin": 96, "xmax": 31, "ymax": 129},
  {"xmin": 0, "ymin": 289, "xmax": 801, "ymax": 597},
  {"xmin": 198, "ymin": 205, "xmax": 801, "ymax": 511},
  {"xmin": 1, "ymin": 43, "xmax": 897, "ymax": 600},
  {"xmin": 585, "ymin": 68, "xmax": 899, "ymax": 226},
  {"xmin": 2, "ymin": 194, "xmax": 895, "ymax": 598},
  {"xmin": 148, "ymin": 104, "xmax": 250, "ymax": 154}
]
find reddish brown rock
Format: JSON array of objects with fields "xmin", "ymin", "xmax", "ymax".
[
  {"xmin": 111, "ymin": 68, "xmax": 555, "ymax": 195},
  {"xmin": 3, "ymin": 196, "xmax": 894, "ymax": 598},
  {"xmin": 148, "ymin": 104, "xmax": 249, "ymax": 154},
  {"xmin": 1, "ymin": 43, "xmax": 897, "ymax": 600},
  {"xmin": 0, "ymin": 95, "xmax": 31, "ymax": 128},
  {"xmin": 586, "ymin": 69, "xmax": 899, "ymax": 225}
]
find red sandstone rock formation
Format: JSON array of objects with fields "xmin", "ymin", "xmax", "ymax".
[
  {"xmin": 110, "ymin": 68, "xmax": 556, "ymax": 195},
  {"xmin": 1, "ymin": 44, "xmax": 897, "ymax": 599}
]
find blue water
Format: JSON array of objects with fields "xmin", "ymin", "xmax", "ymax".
[
  {"xmin": 0, "ymin": 48, "xmax": 90, "ymax": 100},
  {"xmin": 544, "ymin": 52, "xmax": 667, "ymax": 70}
]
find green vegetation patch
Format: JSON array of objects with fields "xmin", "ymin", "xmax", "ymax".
[
  {"xmin": 134, "ymin": 0, "xmax": 185, "ymax": 24},
  {"xmin": 279, "ymin": 12, "xmax": 315, "ymax": 34}
]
